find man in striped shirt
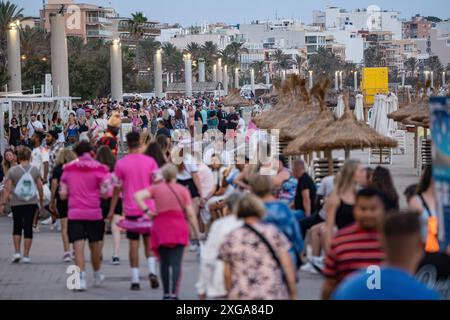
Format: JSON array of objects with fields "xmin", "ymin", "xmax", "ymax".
[{"xmin": 321, "ymin": 188, "xmax": 387, "ymax": 299}]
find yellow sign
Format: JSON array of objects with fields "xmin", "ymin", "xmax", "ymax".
[{"xmin": 362, "ymin": 67, "xmax": 389, "ymax": 105}]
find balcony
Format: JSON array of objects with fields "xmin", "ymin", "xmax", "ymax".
[
  {"xmin": 87, "ymin": 16, "xmax": 112, "ymax": 24},
  {"xmin": 87, "ymin": 29, "xmax": 113, "ymax": 37}
]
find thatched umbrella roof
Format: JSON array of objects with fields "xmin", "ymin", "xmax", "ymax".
[
  {"xmin": 298, "ymin": 98, "xmax": 398, "ymax": 153},
  {"xmin": 223, "ymin": 90, "xmax": 251, "ymax": 106},
  {"xmin": 252, "ymin": 75, "xmax": 307, "ymax": 129},
  {"xmin": 283, "ymin": 103, "xmax": 335, "ymax": 155}
]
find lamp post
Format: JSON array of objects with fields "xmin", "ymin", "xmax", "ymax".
[
  {"xmin": 353, "ymin": 70, "xmax": 358, "ymax": 92},
  {"xmin": 184, "ymin": 53, "xmax": 193, "ymax": 97},
  {"xmin": 50, "ymin": 13, "xmax": 70, "ymax": 97},
  {"xmin": 223, "ymin": 65, "xmax": 229, "ymax": 95},
  {"xmin": 213, "ymin": 64, "xmax": 217, "ymax": 82},
  {"xmin": 250, "ymin": 68, "xmax": 255, "ymax": 97},
  {"xmin": 154, "ymin": 49, "xmax": 163, "ymax": 98},
  {"xmin": 335, "ymin": 71, "xmax": 339, "ymax": 91},
  {"xmin": 7, "ymin": 20, "xmax": 22, "ymax": 93},
  {"xmin": 110, "ymin": 39, "xmax": 123, "ymax": 102},
  {"xmin": 217, "ymin": 58, "xmax": 223, "ymax": 83},
  {"xmin": 198, "ymin": 58, "xmax": 206, "ymax": 82}
]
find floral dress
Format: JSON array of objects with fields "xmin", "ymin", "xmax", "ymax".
[{"xmin": 218, "ymin": 222, "xmax": 291, "ymax": 300}]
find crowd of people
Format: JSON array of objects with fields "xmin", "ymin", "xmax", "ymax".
[{"xmin": 0, "ymin": 95, "xmax": 447, "ymax": 300}]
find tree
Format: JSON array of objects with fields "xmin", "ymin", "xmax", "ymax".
[
  {"xmin": 271, "ymin": 49, "xmax": 291, "ymax": 75},
  {"xmin": 308, "ymin": 47, "xmax": 343, "ymax": 82},
  {"xmin": 364, "ymin": 46, "xmax": 383, "ymax": 67},
  {"xmin": 0, "ymin": 0, "xmax": 24, "ymax": 87},
  {"xmin": 249, "ymin": 61, "xmax": 265, "ymax": 83},
  {"xmin": 424, "ymin": 16, "xmax": 442, "ymax": 23},
  {"xmin": 201, "ymin": 41, "xmax": 219, "ymax": 78},
  {"xmin": 219, "ymin": 42, "xmax": 248, "ymax": 69},
  {"xmin": 162, "ymin": 43, "xmax": 183, "ymax": 82},
  {"xmin": 295, "ymin": 54, "xmax": 306, "ymax": 75},
  {"xmin": 426, "ymin": 55, "xmax": 443, "ymax": 75},
  {"xmin": 186, "ymin": 42, "xmax": 202, "ymax": 61},
  {"xmin": 404, "ymin": 57, "xmax": 419, "ymax": 82}
]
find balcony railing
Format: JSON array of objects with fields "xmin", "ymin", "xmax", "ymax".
[
  {"xmin": 87, "ymin": 29, "xmax": 113, "ymax": 37},
  {"xmin": 87, "ymin": 17, "xmax": 112, "ymax": 24}
]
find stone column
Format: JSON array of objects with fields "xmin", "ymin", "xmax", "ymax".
[
  {"xmin": 213, "ymin": 64, "xmax": 217, "ymax": 82},
  {"xmin": 234, "ymin": 67, "xmax": 239, "ymax": 89},
  {"xmin": 184, "ymin": 54, "xmax": 193, "ymax": 97},
  {"xmin": 198, "ymin": 58, "xmax": 206, "ymax": 82},
  {"xmin": 50, "ymin": 13, "xmax": 70, "ymax": 97},
  {"xmin": 110, "ymin": 39, "xmax": 123, "ymax": 102},
  {"xmin": 250, "ymin": 68, "xmax": 255, "ymax": 96},
  {"xmin": 7, "ymin": 20, "xmax": 21, "ymax": 93},
  {"xmin": 265, "ymin": 72, "xmax": 270, "ymax": 85},
  {"xmin": 217, "ymin": 58, "xmax": 223, "ymax": 83},
  {"xmin": 154, "ymin": 49, "xmax": 163, "ymax": 98},
  {"xmin": 223, "ymin": 65, "xmax": 229, "ymax": 95}
]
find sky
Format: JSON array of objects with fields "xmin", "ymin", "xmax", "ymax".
[{"xmin": 14, "ymin": 0, "xmax": 450, "ymax": 26}]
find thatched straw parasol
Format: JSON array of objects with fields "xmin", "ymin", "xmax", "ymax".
[
  {"xmin": 253, "ymin": 75, "xmax": 306, "ymax": 129},
  {"xmin": 289, "ymin": 95, "xmax": 397, "ymax": 174},
  {"xmin": 223, "ymin": 89, "xmax": 251, "ymax": 106}
]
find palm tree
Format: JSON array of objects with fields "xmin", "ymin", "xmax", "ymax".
[
  {"xmin": 364, "ymin": 46, "xmax": 383, "ymax": 67},
  {"xmin": 20, "ymin": 26, "xmax": 49, "ymax": 60},
  {"xmin": 308, "ymin": 47, "xmax": 343, "ymax": 82},
  {"xmin": 426, "ymin": 56, "xmax": 443, "ymax": 75},
  {"xmin": 250, "ymin": 61, "xmax": 265, "ymax": 83},
  {"xmin": 139, "ymin": 38, "xmax": 161, "ymax": 70},
  {"xmin": 186, "ymin": 42, "xmax": 202, "ymax": 61},
  {"xmin": 404, "ymin": 57, "xmax": 418, "ymax": 82},
  {"xmin": 128, "ymin": 11, "xmax": 148, "ymax": 72},
  {"xmin": 219, "ymin": 42, "xmax": 248, "ymax": 68},
  {"xmin": 201, "ymin": 41, "xmax": 219, "ymax": 77},
  {"xmin": 0, "ymin": 0, "xmax": 24, "ymax": 87},
  {"xmin": 162, "ymin": 43, "xmax": 183, "ymax": 82},
  {"xmin": 295, "ymin": 54, "xmax": 306, "ymax": 75},
  {"xmin": 271, "ymin": 49, "xmax": 291, "ymax": 75}
]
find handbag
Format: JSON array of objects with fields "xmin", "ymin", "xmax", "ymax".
[{"xmin": 116, "ymin": 215, "xmax": 153, "ymax": 234}]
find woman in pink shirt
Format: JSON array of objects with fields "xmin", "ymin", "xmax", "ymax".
[{"xmin": 135, "ymin": 163, "xmax": 200, "ymax": 300}]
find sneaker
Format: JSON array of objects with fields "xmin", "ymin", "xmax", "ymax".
[
  {"xmin": 41, "ymin": 217, "xmax": 53, "ymax": 225},
  {"xmin": 33, "ymin": 225, "xmax": 39, "ymax": 233},
  {"xmin": 76, "ymin": 278, "xmax": 87, "ymax": 291},
  {"xmin": 163, "ymin": 294, "xmax": 171, "ymax": 300},
  {"xmin": 50, "ymin": 222, "xmax": 56, "ymax": 231},
  {"xmin": 112, "ymin": 256, "xmax": 120, "ymax": 265},
  {"xmin": 300, "ymin": 262, "xmax": 318, "ymax": 274},
  {"xmin": 56, "ymin": 220, "xmax": 61, "ymax": 232},
  {"xmin": 93, "ymin": 273, "xmax": 105, "ymax": 287},
  {"xmin": 189, "ymin": 240, "xmax": 199, "ymax": 252},
  {"xmin": 130, "ymin": 283, "xmax": 140, "ymax": 291},
  {"xmin": 149, "ymin": 273, "xmax": 159, "ymax": 289},
  {"xmin": 11, "ymin": 253, "xmax": 21, "ymax": 263},
  {"xmin": 311, "ymin": 257, "xmax": 324, "ymax": 270},
  {"xmin": 7, "ymin": 212, "xmax": 12, "ymax": 218},
  {"xmin": 63, "ymin": 252, "xmax": 72, "ymax": 262},
  {"xmin": 21, "ymin": 256, "xmax": 31, "ymax": 264}
]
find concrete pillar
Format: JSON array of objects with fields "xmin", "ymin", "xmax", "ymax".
[
  {"xmin": 184, "ymin": 54, "xmax": 192, "ymax": 97},
  {"xmin": 110, "ymin": 39, "xmax": 123, "ymax": 102},
  {"xmin": 309, "ymin": 71, "xmax": 313, "ymax": 89},
  {"xmin": 50, "ymin": 13, "xmax": 70, "ymax": 97},
  {"xmin": 265, "ymin": 72, "xmax": 270, "ymax": 85},
  {"xmin": 154, "ymin": 49, "xmax": 163, "ymax": 98},
  {"xmin": 234, "ymin": 67, "xmax": 240, "ymax": 89},
  {"xmin": 223, "ymin": 65, "xmax": 229, "ymax": 95},
  {"xmin": 250, "ymin": 68, "xmax": 255, "ymax": 96},
  {"xmin": 281, "ymin": 70, "xmax": 286, "ymax": 82},
  {"xmin": 354, "ymin": 71, "xmax": 358, "ymax": 92},
  {"xmin": 443, "ymin": 72, "xmax": 446, "ymax": 87},
  {"xmin": 335, "ymin": 71, "xmax": 339, "ymax": 91},
  {"xmin": 213, "ymin": 64, "xmax": 217, "ymax": 82},
  {"xmin": 339, "ymin": 71, "xmax": 343, "ymax": 91},
  {"xmin": 217, "ymin": 58, "xmax": 223, "ymax": 83},
  {"xmin": 7, "ymin": 20, "xmax": 21, "ymax": 93},
  {"xmin": 198, "ymin": 58, "xmax": 206, "ymax": 82},
  {"xmin": 166, "ymin": 73, "xmax": 170, "ymax": 86}
]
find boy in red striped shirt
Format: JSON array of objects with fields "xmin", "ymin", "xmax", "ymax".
[{"xmin": 321, "ymin": 188, "xmax": 387, "ymax": 299}]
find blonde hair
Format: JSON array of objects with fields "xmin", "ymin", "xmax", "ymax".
[
  {"xmin": 161, "ymin": 163, "xmax": 178, "ymax": 182},
  {"xmin": 249, "ymin": 174, "xmax": 273, "ymax": 197},
  {"xmin": 56, "ymin": 149, "xmax": 77, "ymax": 166},
  {"xmin": 236, "ymin": 193, "xmax": 266, "ymax": 219},
  {"xmin": 334, "ymin": 159, "xmax": 361, "ymax": 195}
]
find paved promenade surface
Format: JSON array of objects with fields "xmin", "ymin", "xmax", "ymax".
[{"xmin": 0, "ymin": 133, "xmax": 418, "ymax": 300}]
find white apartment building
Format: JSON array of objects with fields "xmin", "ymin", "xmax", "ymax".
[
  {"xmin": 314, "ymin": 6, "xmax": 402, "ymax": 40},
  {"xmin": 325, "ymin": 30, "xmax": 365, "ymax": 63}
]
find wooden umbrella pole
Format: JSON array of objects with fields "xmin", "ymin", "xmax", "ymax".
[
  {"xmin": 326, "ymin": 149, "xmax": 333, "ymax": 176},
  {"xmin": 344, "ymin": 147, "xmax": 350, "ymax": 159},
  {"xmin": 379, "ymin": 147, "xmax": 382, "ymax": 164},
  {"xmin": 414, "ymin": 126, "xmax": 418, "ymax": 169}
]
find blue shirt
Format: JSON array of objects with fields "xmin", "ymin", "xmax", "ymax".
[
  {"xmin": 332, "ymin": 266, "xmax": 442, "ymax": 300},
  {"xmin": 200, "ymin": 110, "xmax": 208, "ymax": 124},
  {"xmin": 264, "ymin": 201, "xmax": 304, "ymax": 268}
]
